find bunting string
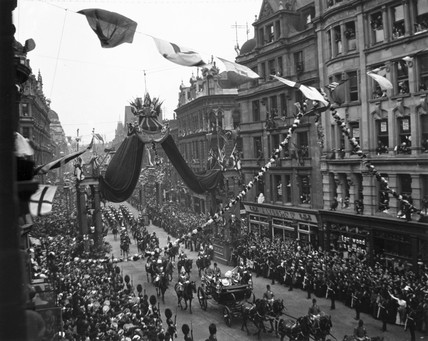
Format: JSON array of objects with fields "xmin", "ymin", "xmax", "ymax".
[
  {"xmin": 330, "ymin": 105, "xmax": 422, "ymax": 217},
  {"xmin": 201, "ymin": 100, "xmax": 320, "ymax": 228}
]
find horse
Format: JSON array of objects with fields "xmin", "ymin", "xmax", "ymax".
[
  {"xmin": 120, "ymin": 236, "xmax": 130, "ymax": 259},
  {"xmin": 196, "ymin": 255, "xmax": 211, "ymax": 277},
  {"xmin": 174, "ymin": 281, "xmax": 196, "ymax": 314},
  {"xmin": 145, "ymin": 260, "xmax": 157, "ymax": 283},
  {"xmin": 299, "ymin": 314, "xmax": 333, "ymax": 341},
  {"xmin": 153, "ymin": 272, "xmax": 169, "ymax": 304},
  {"xmin": 277, "ymin": 317, "xmax": 307, "ymax": 341},
  {"xmin": 164, "ymin": 260, "xmax": 175, "ymax": 282},
  {"xmin": 167, "ymin": 244, "xmax": 179, "ymax": 262},
  {"xmin": 177, "ymin": 259, "xmax": 192, "ymax": 278},
  {"xmin": 241, "ymin": 298, "xmax": 273, "ymax": 339},
  {"xmin": 267, "ymin": 299, "xmax": 286, "ymax": 335}
]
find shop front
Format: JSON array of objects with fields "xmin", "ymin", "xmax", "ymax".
[
  {"xmin": 243, "ymin": 202, "xmax": 321, "ymax": 249},
  {"xmin": 320, "ymin": 210, "xmax": 428, "ymax": 268}
]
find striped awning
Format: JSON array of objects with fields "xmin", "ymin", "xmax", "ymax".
[{"xmin": 136, "ymin": 115, "xmax": 169, "ymax": 143}]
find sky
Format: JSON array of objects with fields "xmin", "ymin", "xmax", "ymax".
[{"xmin": 13, "ymin": 0, "xmax": 262, "ymax": 144}]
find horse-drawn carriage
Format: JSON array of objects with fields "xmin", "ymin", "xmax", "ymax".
[{"xmin": 197, "ymin": 273, "xmax": 253, "ymax": 326}]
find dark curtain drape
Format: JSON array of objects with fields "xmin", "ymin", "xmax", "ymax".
[
  {"xmin": 99, "ymin": 134, "xmax": 144, "ymax": 202},
  {"xmin": 161, "ymin": 135, "xmax": 223, "ymax": 194}
]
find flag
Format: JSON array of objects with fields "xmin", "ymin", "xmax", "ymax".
[
  {"xmin": 94, "ymin": 133, "xmax": 104, "ymax": 143},
  {"xmin": 78, "ymin": 9, "xmax": 137, "ymax": 48},
  {"xmin": 326, "ymin": 80, "xmax": 347, "ymax": 106},
  {"xmin": 34, "ymin": 138, "xmax": 93, "ymax": 175},
  {"xmin": 29, "ymin": 185, "xmax": 58, "ymax": 216},
  {"xmin": 216, "ymin": 57, "xmax": 260, "ymax": 89},
  {"xmin": 15, "ymin": 132, "xmax": 34, "ymax": 157},
  {"xmin": 152, "ymin": 37, "xmax": 207, "ymax": 67},
  {"xmin": 367, "ymin": 71, "xmax": 393, "ymax": 90},
  {"xmin": 273, "ymin": 75, "xmax": 329, "ymax": 106}
]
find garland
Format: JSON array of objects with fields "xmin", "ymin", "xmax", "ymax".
[{"xmin": 330, "ymin": 105, "xmax": 422, "ymax": 217}]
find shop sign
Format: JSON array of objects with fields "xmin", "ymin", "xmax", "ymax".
[
  {"xmin": 339, "ymin": 235, "xmax": 366, "ymax": 246},
  {"xmin": 244, "ymin": 204, "xmax": 317, "ymax": 223}
]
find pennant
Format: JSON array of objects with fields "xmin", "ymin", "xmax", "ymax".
[
  {"xmin": 78, "ymin": 9, "xmax": 137, "ymax": 48},
  {"xmin": 273, "ymin": 75, "xmax": 329, "ymax": 106},
  {"xmin": 152, "ymin": 37, "xmax": 207, "ymax": 67},
  {"xmin": 367, "ymin": 71, "xmax": 393, "ymax": 90},
  {"xmin": 216, "ymin": 57, "xmax": 260, "ymax": 89},
  {"xmin": 326, "ymin": 80, "xmax": 348, "ymax": 106},
  {"xmin": 29, "ymin": 185, "xmax": 58, "ymax": 216},
  {"xmin": 34, "ymin": 138, "xmax": 93, "ymax": 175}
]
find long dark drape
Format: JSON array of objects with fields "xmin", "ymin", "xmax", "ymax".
[
  {"xmin": 161, "ymin": 135, "xmax": 223, "ymax": 194},
  {"xmin": 99, "ymin": 134, "xmax": 144, "ymax": 202}
]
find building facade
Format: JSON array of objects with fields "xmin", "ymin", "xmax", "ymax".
[
  {"xmin": 175, "ymin": 68, "xmax": 242, "ymax": 217},
  {"xmin": 18, "ymin": 71, "xmax": 54, "ymax": 174},
  {"xmin": 236, "ymin": 0, "xmax": 323, "ymax": 249},
  {"xmin": 315, "ymin": 0, "xmax": 428, "ymax": 266}
]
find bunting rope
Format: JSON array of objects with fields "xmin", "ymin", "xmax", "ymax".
[
  {"xmin": 330, "ymin": 105, "xmax": 422, "ymax": 217},
  {"xmin": 201, "ymin": 100, "xmax": 318, "ymax": 228}
]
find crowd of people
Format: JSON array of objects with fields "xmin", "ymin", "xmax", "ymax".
[
  {"xmin": 231, "ymin": 232, "xmax": 428, "ymax": 340},
  {"xmin": 26, "ymin": 190, "xmax": 218, "ymax": 341}
]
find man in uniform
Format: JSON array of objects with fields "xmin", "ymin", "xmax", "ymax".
[
  {"xmin": 308, "ymin": 298, "xmax": 321, "ymax": 328},
  {"xmin": 353, "ymin": 319, "xmax": 367, "ymax": 341},
  {"xmin": 213, "ymin": 262, "xmax": 221, "ymax": 279},
  {"xmin": 263, "ymin": 284, "xmax": 275, "ymax": 305},
  {"xmin": 178, "ymin": 267, "xmax": 189, "ymax": 292}
]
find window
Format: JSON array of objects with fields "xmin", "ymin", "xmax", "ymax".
[
  {"xmin": 266, "ymin": 23, "xmax": 274, "ymax": 43},
  {"xmin": 252, "ymin": 100, "xmax": 260, "ymax": 122},
  {"xmin": 345, "ymin": 22, "xmax": 356, "ymax": 51},
  {"xmin": 297, "ymin": 132, "xmax": 309, "ymax": 157},
  {"xmin": 259, "ymin": 62, "xmax": 266, "ymax": 80},
  {"xmin": 22, "ymin": 127, "xmax": 30, "ymax": 139},
  {"xmin": 421, "ymin": 114, "xmax": 428, "ymax": 152},
  {"xmin": 376, "ymin": 119, "xmax": 389, "ymax": 154},
  {"xmin": 280, "ymin": 93, "xmax": 287, "ymax": 117},
  {"xmin": 273, "ymin": 174, "xmax": 283, "ymax": 202},
  {"xmin": 21, "ymin": 103, "xmax": 30, "ymax": 116},
  {"xmin": 422, "ymin": 176, "xmax": 428, "ymax": 213},
  {"xmin": 277, "ymin": 56, "xmax": 283, "ymax": 76},
  {"xmin": 396, "ymin": 60, "xmax": 409, "ymax": 95},
  {"xmin": 392, "ymin": 4, "xmax": 405, "ymax": 39},
  {"xmin": 254, "ymin": 136, "xmax": 263, "ymax": 159},
  {"xmin": 334, "ymin": 26, "xmax": 342, "ymax": 55},
  {"xmin": 299, "ymin": 175, "xmax": 311, "ymax": 204},
  {"xmin": 414, "ymin": 0, "xmax": 428, "ymax": 34},
  {"xmin": 270, "ymin": 95, "xmax": 278, "ymax": 115},
  {"xmin": 399, "ymin": 174, "xmax": 412, "ymax": 196},
  {"xmin": 284, "ymin": 174, "xmax": 292, "ymax": 203},
  {"xmin": 275, "ymin": 21, "xmax": 281, "ymax": 40},
  {"xmin": 350, "ymin": 122, "xmax": 360, "ymax": 146},
  {"xmin": 327, "ymin": 31, "xmax": 332, "ymax": 60},
  {"xmin": 268, "ymin": 59, "xmax": 276, "ymax": 76},
  {"xmin": 418, "ymin": 53, "xmax": 428, "ymax": 91},
  {"xmin": 270, "ymin": 134, "xmax": 280, "ymax": 157},
  {"xmin": 370, "ymin": 11, "xmax": 384, "ymax": 44},
  {"xmin": 294, "ymin": 51, "xmax": 304, "ymax": 74},
  {"xmin": 397, "ymin": 117, "xmax": 411, "ymax": 154},
  {"xmin": 348, "ymin": 71, "xmax": 359, "ymax": 101}
]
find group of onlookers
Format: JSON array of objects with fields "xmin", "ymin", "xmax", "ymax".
[{"xmin": 231, "ymin": 232, "xmax": 428, "ymax": 339}]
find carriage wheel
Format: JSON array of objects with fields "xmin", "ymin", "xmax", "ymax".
[
  {"xmin": 223, "ymin": 306, "xmax": 232, "ymax": 327},
  {"xmin": 198, "ymin": 287, "xmax": 207, "ymax": 310}
]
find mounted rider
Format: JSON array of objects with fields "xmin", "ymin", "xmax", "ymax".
[
  {"xmin": 308, "ymin": 298, "xmax": 321, "ymax": 328},
  {"xmin": 263, "ymin": 284, "xmax": 275, "ymax": 305},
  {"xmin": 353, "ymin": 319, "xmax": 368, "ymax": 341},
  {"xmin": 178, "ymin": 266, "xmax": 190, "ymax": 292}
]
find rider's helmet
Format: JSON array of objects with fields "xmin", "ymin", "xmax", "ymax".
[{"xmin": 180, "ymin": 266, "xmax": 186, "ymax": 275}]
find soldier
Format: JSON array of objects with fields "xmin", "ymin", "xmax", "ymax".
[
  {"xmin": 181, "ymin": 323, "xmax": 193, "ymax": 341},
  {"xmin": 263, "ymin": 284, "xmax": 275, "ymax": 305},
  {"xmin": 178, "ymin": 267, "xmax": 189, "ymax": 292},
  {"xmin": 353, "ymin": 319, "xmax": 367, "ymax": 341},
  {"xmin": 353, "ymin": 288, "xmax": 362, "ymax": 320},
  {"xmin": 308, "ymin": 298, "xmax": 321, "ymax": 328},
  {"xmin": 328, "ymin": 279, "xmax": 336, "ymax": 310},
  {"xmin": 164, "ymin": 308, "xmax": 176, "ymax": 340},
  {"xmin": 213, "ymin": 262, "xmax": 221, "ymax": 279},
  {"xmin": 305, "ymin": 273, "xmax": 314, "ymax": 299},
  {"xmin": 205, "ymin": 323, "xmax": 217, "ymax": 341}
]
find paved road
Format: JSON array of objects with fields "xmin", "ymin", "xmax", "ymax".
[{"xmin": 106, "ymin": 202, "xmax": 425, "ymax": 341}]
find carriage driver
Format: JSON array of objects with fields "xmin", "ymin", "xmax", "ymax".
[
  {"xmin": 263, "ymin": 284, "xmax": 275, "ymax": 305},
  {"xmin": 308, "ymin": 298, "xmax": 321, "ymax": 328}
]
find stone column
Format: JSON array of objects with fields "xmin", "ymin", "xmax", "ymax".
[
  {"xmin": 387, "ymin": 174, "xmax": 399, "ymax": 214},
  {"xmin": 362, "ymin": 171, "xmax": 375, "ymax": 214},
  {"xmin": 77, "ymin": 184, "xmax": 89, "ymax": 253}
]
